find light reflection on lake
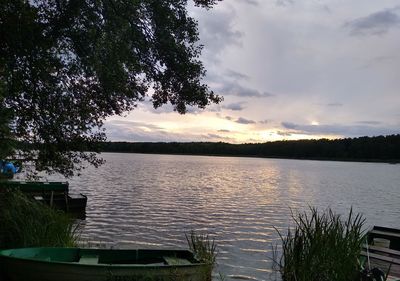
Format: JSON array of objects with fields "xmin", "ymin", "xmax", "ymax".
[{"xmin": 43, "ymin": 153, "xmax": 400, "ymax": 281}]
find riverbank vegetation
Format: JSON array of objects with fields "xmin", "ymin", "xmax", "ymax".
[
  {"xmin": 100, "ymin": 134, "xmax": 400, "ymax": 163},
  {"xmin": 274, "ymin": 207, "xmax": 366, "ymax": 281},
  {"xmin": 0, "ymin": 189, "xmax": 79, "ymax": 249}
]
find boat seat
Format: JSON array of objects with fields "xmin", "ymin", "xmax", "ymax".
[
  {"xmin": 79, "ymin": 255, "xmax": 99, "ymax": 264},
  {"xmin": 163, "ymin": 256, "xmax": 191, "ymax": 265}
]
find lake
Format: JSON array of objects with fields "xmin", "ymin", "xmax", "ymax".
[{"xmin": 47, "ymin": 153, "xmax": 400, "ymax": 281}]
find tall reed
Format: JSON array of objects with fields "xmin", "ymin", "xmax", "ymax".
[
  {"xmin": 0, "ymin": 189, "xmax": 79, "ymax": 249},
  {"xmin": 275, "ymin": 207, "xmax": 365, "ymax": 281},
  {"xmin": 186, "ymin": 230, "xmax": 217, "ymax": 281}
]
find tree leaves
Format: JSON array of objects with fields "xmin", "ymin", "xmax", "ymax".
[{"xmin": 0, "ymin": 0, "xmax": 222, "ymax": 176}]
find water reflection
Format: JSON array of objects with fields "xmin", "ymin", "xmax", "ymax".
[{"xmin": 45, "ymin": 153, "xmax": 400, "ymax": 281}]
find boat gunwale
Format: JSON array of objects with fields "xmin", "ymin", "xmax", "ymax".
[{"xmin": 0, "ymin": 248, "xmax": 208, "ymax": 269}]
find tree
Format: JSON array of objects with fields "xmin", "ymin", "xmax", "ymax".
[{"xmin": 0, "ymin": 0, "xmax": 222, "ymax": 176}]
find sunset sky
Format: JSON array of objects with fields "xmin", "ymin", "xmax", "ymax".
[{"xmin": 105, "ymin": 0, "xmax": 400, "ymax": 143}]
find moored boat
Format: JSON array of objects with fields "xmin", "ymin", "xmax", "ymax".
[
  {"xmin": 0, "ymin": 180, "xmax": 87, "ymax": 216},
  {"xmin": 0, "ymin": 247, "xmax": 210, "ymax": 281},
  {"xmin": 0, "ymin": 180, "xmax": 69, "ymax": 194}
]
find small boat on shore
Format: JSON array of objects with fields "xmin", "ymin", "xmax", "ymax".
[
  {"xmin": 0, "ymin": 180, "xmax": 87, "ymax": 216},
  {"xmin": 0, "ymin": 180, "xmax": 69, "ymax": 194},
  {"xmin": 0, "ymin": 247, "xmax": 210, "ymax": 281}
]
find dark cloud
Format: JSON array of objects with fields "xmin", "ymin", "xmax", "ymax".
[
  {"xmin": 357, "ymin": 121, "xmax": 382, "ymax": 125},
  {"xmin": 326, "ymin": 102, "xmax": 343, "ymax": 107},
  {"xmin": 346, "ymin": 7, "xmax": 400, "ymax": 36},
  {"xmin": 202, "ymin": 133, "xmax": 235, "ymax": 142},
  {"xmin": 222, "ymin": 102, "xmax": 246, "ymax": 111},
  {"xmin": 235, "ymin": 117, "xmax": 256, "ymax": 124},
  {"xmin": 220, "ymin": 82, "xmax": 274, "ymax": 98},
  {"xmin": 208, "ymin": 133, "xmax": 222, "ymax": 138},
  {"xmin": 225, "ymin": 69, "xmax": 250, "ymax": 81},
  {"xmin": 281, "ymin": 122, "xmax": 298, "ymax": 129},
  {"xmin": 259, "ymin": 119, "xmax": 270, "ymax": 124},
  {"xmin": 277, "ymin": 131, "xmax": 293, "ymax": 137},
  {"xmin": 218, "ymin": 129, "xmax": 231, "ymax": 132}
]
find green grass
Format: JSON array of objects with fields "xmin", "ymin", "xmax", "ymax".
[
  {"xmin": 274, "ymin": 207, "xmax": 366, "ymax": 281},
  {"xmin": 0, "ymin": 189, "xmax": 79, "ymax": 249}
]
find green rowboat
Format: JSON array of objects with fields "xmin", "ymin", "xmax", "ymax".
[
  {"xmin": 0, "ymin": 180, "xmax": 69, "ymax": 193},
  {"xmin": 0, "ymin": 247, "xmax": 211, "ymax": 281}
]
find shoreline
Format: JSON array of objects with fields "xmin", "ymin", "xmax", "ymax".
[{"xmin": 99, "ymin": 150, "xmax": 400, "ymax": 164}]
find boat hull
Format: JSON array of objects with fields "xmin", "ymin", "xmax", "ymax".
[{"xmin": 0, "ymin": 248, "xmax": 210, "ymax": 281}]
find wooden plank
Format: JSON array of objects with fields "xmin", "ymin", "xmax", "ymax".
[
  {"xmin": 163, "ymin": 256, "xmax": 192, "ymax": 266},
  {"xmin": 363, "ymin": 245, "xmax": 400, "ymax": 257},
  {"xmin": 361, "ymin": 251, "xmax": 400, "ymax": 265},
  {"xmin": 79, "ymin": 255, "xmax": 99, "ymax": 264}
]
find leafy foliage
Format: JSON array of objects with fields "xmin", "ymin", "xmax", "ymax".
[{"xmin": 0, "ymin": 0, "xmax": 221, "ymax": 176}]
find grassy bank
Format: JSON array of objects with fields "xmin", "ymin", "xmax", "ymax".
[{"xmin": 0, "ymin": 189, "xmax": 79, "ymax": 249}]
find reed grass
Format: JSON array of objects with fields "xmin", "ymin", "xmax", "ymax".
[
  {"xmin": 274, "ymin": 207, "xmax": 366, "ymax": 281},
  {"xmin": 186, "ymin": 230, "xmax": 217, "ymax": 281},
  {"xmin": 0, "ymin": 189, "xmax": 79, "ymax": 249}
]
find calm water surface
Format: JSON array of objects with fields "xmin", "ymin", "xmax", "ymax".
[{"xmin": 49, "ymin": 153, "xmax": 400, "ymax": 281}]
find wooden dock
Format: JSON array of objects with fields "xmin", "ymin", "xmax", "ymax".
[{"xmin": 361, "ymin": 226, "xmax": 400, "ymax": 280}]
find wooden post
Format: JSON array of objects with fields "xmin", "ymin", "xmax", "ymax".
[{"xmin": 50, "ymin": 191, "xmax": 54, "ymax": 207}]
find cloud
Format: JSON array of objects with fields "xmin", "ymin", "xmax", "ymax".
[
  {"xmin": 218, "ymin": 129, "xmax": 231, "ymax": 132},
  {"xmin": 357, "ymin": 121, "xmax": 382, "ymax": 125},
  {"xmin": 259, "ymin": 119, "xmax": 270, "ymax": 124},
  {"xmin": 346, "ymin": 7, "xmax": 400, "ymax": 36},
  {"xmin": 233, "ymin": 0, "xmax": 259, "ymax": 6},
  {"xmin": 105, "ymin": 120, "xmax": 236, "ymax": 142},
  {"xmin": 225, "ymin": 69, "xmax": 249, "ymax": 81},
  {"xmin": 281, "ymin": 122, "xmax": 298, "ymax": 130},
  {"xmin": 326, "ymin": 103, "xmax": 343, "ymax": 107},
  {"xmin": 222, "ymin": 102, "xmax": 246, "ymax": 111},
  {"xmin": 360, "ymin": 56, "xmax": 395, "ymax": 69},
  {"xmin": 219, "ymin": 81, "xmax": 274, "ymax": 98},
  {"xmin": 105, "ymin": 120, "xmax": 168, "ymax": 142},
  {"xmin": 196, "ymin": 7, "xmax": 243, "ymax": 61},
  {"xmin": 275, "ymin": 0, "xmax": 294, "ymax": 7},
  {"xmin": 281, "ymin": 121, "xmax": 399, "ymax": 137},
  {"xmin": 205, "ymin": 69, "xmax": 274, "ymax": 99},
  {"xmin": 225, "ymin": 116, "xmax": 233, "ymax": 121},
  {"xmin": 235, "ymin": 117, "xmax": 256, "ymax": 124}
]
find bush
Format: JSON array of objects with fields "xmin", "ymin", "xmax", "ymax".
[
  {"xmin": 275, "ymin": 207, "xmax": 365, "ymax": 281},
  {"xmin": 0, "ymin": 189, "xmax": 79, "ymax": 249}
]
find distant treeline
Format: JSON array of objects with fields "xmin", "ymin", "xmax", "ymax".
[{"xmin": 100, "ymin": 134, "xmax": 400, "ymax": 163}]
